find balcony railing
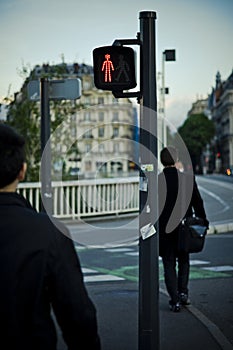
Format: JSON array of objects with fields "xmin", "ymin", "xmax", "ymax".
[{"xmin": 18, "ymin": 177, "xmax": 139, "ymax": 219}]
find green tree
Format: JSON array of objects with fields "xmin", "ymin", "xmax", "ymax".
[
  {"xmin": 178, "ymin": 113, "xmax": 215, "ymax": 172},
  {"xmin": 6, "ymin": 61, "xmax": 84, "ymax": 182},
  {"xmin": 7, "ymin": 90, "xmax": 41, "ymax": 181}
]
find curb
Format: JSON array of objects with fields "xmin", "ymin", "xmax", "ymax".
[
  {"xmin": 63, "ymin": 215, "xmax": 233, "ymax": 235},
  {"xmin": 159, "ymin": 286, "xmax": 233, "ymax": 350},
  {"xmin": 208, "ymin": 222, "xmax": 233, "ymax": 234}
]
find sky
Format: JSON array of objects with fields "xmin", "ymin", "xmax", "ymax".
[{"xmin": 0, "ymin": 0, "xmax": 233, "ymax": 127}]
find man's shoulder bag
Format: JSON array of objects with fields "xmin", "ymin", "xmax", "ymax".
[{"xmin": 178, "ymin": 216, "xmax": 208, "ymax": 253}]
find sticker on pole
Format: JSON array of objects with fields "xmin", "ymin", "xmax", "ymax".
[
  {"xmin": 140, "ymin": 223, "xmax": 156, "ymax": 240},
  {"xmin": 141, "ymin": 164, "xmax": 154, "ymax": 172}
]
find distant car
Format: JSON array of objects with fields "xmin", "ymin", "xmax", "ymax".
[{"xmin": 225, "ymin": 168, "xmax": 233, "ymax": 176}]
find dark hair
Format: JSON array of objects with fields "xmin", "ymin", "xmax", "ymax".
[
  {"xmin": 160, "ymin": 146, "xmax": 178, "ymax": 166},
  {"xmin": 0, "ymin": 123, "xmax": 26, "ymax": 188}
]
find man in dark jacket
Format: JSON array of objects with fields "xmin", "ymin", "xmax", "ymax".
[
  {"xmin": 0, "ymin": 124, "xmax": 101, "ymax": 349},
  {"xmin": 158, "ymin": 146, "xmax": 208, "ymax": 312}
]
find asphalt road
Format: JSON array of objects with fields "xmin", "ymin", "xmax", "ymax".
[
  {"xmin": 196, "ymin": 175, "xmax": 233, "ymax": 226},
  {"xmin": 59, "ymin": 174, "xmax": 233, "ymax": 349},
  {"xmin": 65, "ymin": 233, "xmax": 233, "ymax": 350}
]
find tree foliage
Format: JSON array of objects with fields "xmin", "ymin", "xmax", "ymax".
[
  {"xmin": 7, "ymin": 91, "xmax": 41, "ymax": 182},
  {"xmin": 7, "ymin": 62, "xmax": 83, "ymax": 181},
  {"xmin": 178, "ymin": 113, "xmax": 215, "ymax": 169}
]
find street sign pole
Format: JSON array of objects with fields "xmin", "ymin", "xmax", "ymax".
[
  {"xmin": 40, "ymin": 77, "xmax": 53, "ymax": 215},
  {"xmin": 27, "ymin": 77, "xmax": 82, "ymax": 215},
  {"xmin": 92, "ymin": 12, "xmax": 159, "ymax": 348},
  {"xmin": 138, "ymin": 11, "xmax": 159, "ymax": 350}
]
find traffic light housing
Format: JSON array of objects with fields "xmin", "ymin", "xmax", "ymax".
[
  {"xmin": 93, "ymin": 46, "xmax": 136, "ymax": 91},
  {"xmin": 163, "ymin": 49, "xmax": 176, "ymax": 61}
]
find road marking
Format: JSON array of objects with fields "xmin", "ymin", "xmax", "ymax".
[
  {"xmin": 75, "ymin": 246, "xmax": 86, "ymax": 252},
  {"xmin": 202, "ymin": 265, "xmax": 233, "ymax": 272},
  {"xmin": 197, "ymin": 176, "xmax": 233, "ymax": 190},
  {"xmin": 79, "ymin": 248, "xmax": 232, "ymax": 284},
  {"xmin": 84, "ymin": 264, "xmax": 231, "ymax": 283},
  {"xmin": 84, "ymin": 274, "xmax": 124, "ymax": 282},
  {"xmin": 82, "ymin": 266, "xmax": 126, "ymax": 283},
  {"xmin": 82, "ymin": 268, "xmax": 98, "ymax": 274},
  {"xmin": 105, "ymin": 248, "xmax": 134, "ymax": 253},
  {"xmin": 190, "ymin": 260, "xmax": 210, "ymax": 265},
  {"xmin": 198, "ymin": 185, "xmax": 230, "ymax": 214},
  {"xmin": 125, "ymin": 252, "xmax": 139, "ymax": 256},
  {"xmin": 189, "ymin": 267, "xmax": 231, "ymax": 279}
]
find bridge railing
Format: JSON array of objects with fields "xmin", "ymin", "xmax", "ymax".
[{"xmin": 18, "ymin": 177, "xmax": 139, "ymax": 219}]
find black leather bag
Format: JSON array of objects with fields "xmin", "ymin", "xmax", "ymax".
[{"xmin": 178, "ymin": 216, "xmax": 207, "ymax": 253}]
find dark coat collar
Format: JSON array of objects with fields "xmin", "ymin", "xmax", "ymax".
[{"xmin": 0, "ymin": 192, "xmax": 34, "ymax": 210}]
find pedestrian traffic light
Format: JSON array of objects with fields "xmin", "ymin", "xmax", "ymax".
[{"xmin": 93, "ymin": 46, "xmax": 136, "ymax": 91}]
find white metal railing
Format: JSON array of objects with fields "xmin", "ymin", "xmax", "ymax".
[{"xmin": 18, "ymin": 177, "xmax": 139, "ymax": 219}]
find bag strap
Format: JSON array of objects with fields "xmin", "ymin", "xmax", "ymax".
[{"xmin": 180, "ymin": 172, "xmax": 186, "ymax": 224}]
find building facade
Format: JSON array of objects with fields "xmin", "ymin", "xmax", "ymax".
[
  {"xmin": 208, "ymin": 70, "xmax": 233, "ymax": 172},
  {"xmin": 187, "ymin": 98, "xmax": 209, "ymax": 117},
  {"xmin": 32, "ymin": 63, "xmax": 138, "ymax": 178},
  {"xmin": 0, "ymin": 100, "xmax": 9, "ymax": 121}
]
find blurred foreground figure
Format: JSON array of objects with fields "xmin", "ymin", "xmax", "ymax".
[{"xmin": 0, "ymin": 124, "xmax": 101, "ymax": 350}]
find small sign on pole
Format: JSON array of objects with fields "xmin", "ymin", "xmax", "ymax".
[
  {"xmin": 27, "ymin": 78, "xmax": 82, "ymax": 101},
  {"xmin": 26, "ymin": 77, "xmax": 82, "ymax": 217},
  {"xmin": 27, "ymin": 80, "xmax": 40, "ymax": 101},
  {"xmin": 50, "ymin": 79, "xmax": 82, "ymax": 100}
]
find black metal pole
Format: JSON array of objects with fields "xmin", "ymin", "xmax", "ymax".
[
  {"xmin": 40, "ymin": 78, "xmax": 53, "ymax": 215},
  {"xmin": 138, "ymin": 11, "xmax": 159, "ymax": 350}
]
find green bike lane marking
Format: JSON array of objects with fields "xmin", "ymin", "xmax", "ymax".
[
  {"xmin": 76, "ymin": 246, "xmax": 232, "ymax": 281},
  {"xmin": 83, "ymin": 264, "xmax": 232, "ymax": 282}
]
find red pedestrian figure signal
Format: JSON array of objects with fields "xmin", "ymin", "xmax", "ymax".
[
  {"xmin": 102, "ymin": 54, "xmax": 114, "ymax": 82},
  {"xmin": 93, "ymin": 45, "xmax": 136, "ymax": 91}
]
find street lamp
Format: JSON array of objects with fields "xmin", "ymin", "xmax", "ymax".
[{"xmin": 160, "ymin": 49, "xmax": 176, "ymax": 147}]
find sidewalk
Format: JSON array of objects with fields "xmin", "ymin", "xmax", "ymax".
[
  {"xmin": 57, "ymin": 282, "xmax": 232, "ymax": 350},
  {"xmin": 60, "ymin": 219, "xmax": 233, "ymax": 349},
  {"xmin": 159, "ymin": 288, "xmax": 232, "ymax": 350}
]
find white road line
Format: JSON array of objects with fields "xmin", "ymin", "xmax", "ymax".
[
  {"xmin": 82, "ymin": 266, "xmax": 125, "ymax": 283},
  {"xmin": 197, "ymin": 177, "xmax": 233, "ymax": 191},
  {"xmin": 202, "ymin": 265, "xmax": 233, "ymax": 272},
  {"xmin": 198, "ymin": 186, "xmax": 230, "ymax": 214},
  {"xmin": 125, "ymin": 252, "xmax": 139, "ymax": 256},
  {"xmin": 84, "ymin": 275, "xmax": 125, "ymax": 282},
  {"xmin": 82, "ymin": 268, "xmax": 98, "ymax": 274},
  {"xmin": 105, "ymin": 248, "xmax": 134, "ymax": 253},
  {"xmin": 190, "ymin": 260, "xmax": 210, "ymax": 265}
]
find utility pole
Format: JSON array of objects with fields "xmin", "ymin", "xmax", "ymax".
[
  {"xmin": 92, "ymin": 11, "xmax": 159, "ymax": 349},
  {"xmin": 161, "ymin": 52, "xmax": 166, "ymax": 146},
  {"xmin": 161, "ymin": 49, "xmax": 176, "ymax": 147},
  {"xmin": 27, "ymin": 77, "xmax": 81, "ymax": 215},
  {"xmin": 40, "ymin": 78, "xmax": 53, "ymax": 215},
  {"xmin": 138, "ymin": 11, "xmax": 159, "ymax": 350}
]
